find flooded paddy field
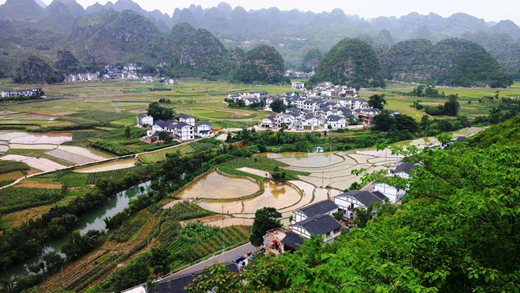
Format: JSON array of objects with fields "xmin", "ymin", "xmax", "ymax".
[
  {"xmin": 176, "ymin": 170, "xmax": 260, "ymax": 200},
  {"xmin": 0, "ymin": 155, "xmax": 66, "ymax": 172},
  {"xmin": 195, "ymin": 179, "xmax": 302, "ymax": 215},
  {"xmin": 0, "ymin": 132, "xmax": 72, "ymax": 145}
]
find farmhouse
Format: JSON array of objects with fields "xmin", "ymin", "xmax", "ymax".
[
  {"xmin": 334, "ymin": 190, "xmax": 388, "ymax": 220},
  {"xmin": 179, "ymin": 115, "xmax": 196, "ymax": 126},
  {"xmin": 1, "ymin": 88, "xmax": 43, "ymax": 98},
  {"xmin": 136, "ymin": 114, "xmax": 153, "ymax": 126},
  {"xmin": 289, "ymin": 214, "xmax": 343, "ymax": 243},
  {"xmin": 292, "ymin": 199, "xmax": 339, "ymax": 223},
  {"xmin": 292, "ymin": 82, "xmax": 305, "ymax": 90},
  {"xmin": 195, "ymin": 121, "xmax": 213, "ymax": 138}
]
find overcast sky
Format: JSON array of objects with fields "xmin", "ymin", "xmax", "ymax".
[{"xmin": 7, "ymin": 0, "xmax": 520, "ymax": 24}]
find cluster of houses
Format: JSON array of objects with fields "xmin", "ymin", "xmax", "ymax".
[
  {"xmin": 264, "ymin": 160, "xmax": 417, "ymax": 255},
  {"xmin": 136, "ymin": 114, "xmax": 213, "ymax": 143},
  {"xmin": 285, "ymin": 70, "xmax": 315, "ymax": 79},
  {"xmin": 1, "ymin": 88, "xmax": 44, "ymax": 98},
  {"xmin": 227, "ymin": 82, "xmax": 397, "ymax": 130}
]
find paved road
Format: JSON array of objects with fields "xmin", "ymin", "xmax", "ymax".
[
  {"xmin": 123, "ymin": 243, "xmax": 255, "ymax": 292},
  {"xmin": 166, "ymin": 242, "xmax": 255, "ymax": 279}
]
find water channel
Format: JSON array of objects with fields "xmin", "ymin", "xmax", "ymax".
[{"xmin": 0, "ymin": 181, "xmax": 151, "ymax": 281}]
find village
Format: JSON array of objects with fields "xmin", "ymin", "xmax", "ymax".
[{"xmin": 227, "ymin": 82, "xmax": 400, "ymax": 131}]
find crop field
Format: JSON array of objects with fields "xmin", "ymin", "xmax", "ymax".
[
  {"xmin": 72, "ymin": 131, "xmax": 102, "ymax": 141},
  {"xmin": 46, "ymin": 149, "xmax": 97, "ymax": 165},
  {"xmin": 364, "ymin": 82, "xmax": 520, "ymax": 121},
  {"xmin": 0, "ymin": 204, "xmax": 53, "ymax": 230},
  {"xmin": 0, "ymin": 160, "xmax": 30, "ymax": 174},
  {"xmin": 85, "ymin": 166, "xmax": 148, "ymax": 185},
  {"xmin": 0, "ymin": 187, "xmax": 62, "ymax": 213},
  {"xmin": 139, "ymin": 144, "xmax": 195, "ymax": 163}
]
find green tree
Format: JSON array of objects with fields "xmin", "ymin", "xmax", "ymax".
[
  {"xmin": 444, "ymin": 94, "xmax": 460, "ymax": 116},
  {"xmin": 270, "ymin": 99, "xmax": 286, "ymax": 113},
  {"xmin": 147, "ymin": 102, "xmax": 174, "ymax": 121},
  {"xmin": 158, "ymin": 132, "xmax": 173, "ymax": 144},
  {"xmin": 124, "ymin": 126, "xmax": 131, "ymax": 139},
  {"xmin": 150, "ymin": 246, "xmax": 171, "ymax": 275},
  {"xmin": 250, "ymin": 207, "xmax": 282, "ymax": 247},
  {"xmin": 489, "ymin": 107, "xmax": 503, "ymax": 124},
  {"xmin": 368, "ymin": 94, "xmax": 388, "ymax": 110}
]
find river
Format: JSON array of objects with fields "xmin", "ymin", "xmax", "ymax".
[{"xmin": 0, "ymin": 181, "xmax": 151, "ymax": 281}]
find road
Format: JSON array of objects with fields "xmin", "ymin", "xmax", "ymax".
[
  {"xmin": 166, "ymin": 242, "xmax": 255, "ymax": 279},
  {"xmin": 122, "ymin": 243, "xmax": 255, "ymax": 292}
]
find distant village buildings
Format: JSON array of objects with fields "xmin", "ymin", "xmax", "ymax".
[
  {"xmin": 227, "ymin": 82, "xmax": 397, "ymax": 130},
  {"xmin": 1, "ymin": 88, "xmax": 44, "ymax": 98}
]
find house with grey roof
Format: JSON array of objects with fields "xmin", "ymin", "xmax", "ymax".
[
  {"xmin": 289, "ymin": 214, "xmax": 343, "ymax": 243},
  {"xmin": 334, "ymin": 190, "xmax": 388, "ymax": 220},
  {"xmin": 195, "ymin": 121, "xmax": 213, "ymax": 138},
  {"xmin": 136, "ymin": 114, "xmax": 153, "ymax": 126},
  {"xmin": 293, "ymin": 199, "xmax": 339, "ymax": 223}
]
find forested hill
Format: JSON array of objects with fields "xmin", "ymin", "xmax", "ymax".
[
  {"xmin": 382, "ymin": 38, "xmax": 513, "ymax": 87},
  {"xmin": 311, "ymin": 38, "xmax": 385, "ymax": 88}
]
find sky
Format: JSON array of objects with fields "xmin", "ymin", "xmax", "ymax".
[{"xmin": 5, "ymin": 0, "xmax": 520, "ymax": 24}]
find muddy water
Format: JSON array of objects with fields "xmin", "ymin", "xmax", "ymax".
[
  {"xmin": 176, "ymin": 170, "xmax": 260, "ymax": 199},
  {"xmin": 268, "ymin": 152, "xmax": 344, "ymax": 168},
  {"xmin": 196, "ymin": 180, "xmax": 301, "ymax": 214},
  {"xmin": 0, "ymin": 181, "xmax": 151, "ymax": 281},
  {"xmin": 7, "ymin": 133, "xmax": 72, "ymax": 145}
]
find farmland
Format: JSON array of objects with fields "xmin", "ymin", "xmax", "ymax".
[
  {"xmin": 0, "ymin": 187, "xmax": 62, "ymax": 213},
  {"xmin": 85, "ymin": 166, "xmax": 150, "ymax": 185},
  {"xmin": 139, "ymin": 144, "xmax": 195, "ymax": 163}
]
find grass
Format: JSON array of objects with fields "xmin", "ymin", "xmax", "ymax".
[
  {"xmin": 0, "ymin": 204, "xmax": 53, "ymax": 230},
  {"xmin": 139, "ymin": 144, "xmax": 195, "ymax": 163}
]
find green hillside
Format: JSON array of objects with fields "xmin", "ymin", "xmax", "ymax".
[{"xmin": 312, "ymin": 38, "xmax": 386, "ymax": 88}]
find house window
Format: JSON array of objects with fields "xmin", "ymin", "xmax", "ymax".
[{"xmin": 334, "ymin": 228, "xmax": 340, "ymax": 234}]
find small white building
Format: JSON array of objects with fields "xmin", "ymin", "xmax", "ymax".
[
  {"xmin": 136, "ymin": 114, "xmax": 154, "ymax": 126},
  {"xmin": 292, "ymin": 82, "xmax": 305, "ymax": 90},
  {"xmin": 326, "ymin": 115, "xmax": 347, "ymax": 129},
  {"xmin": 196, "ymin": 121, "xmax": 213, "ymax": 138},
  {"xmin": 334, "ymin": 190, "xmax": 387, "ymax": 220},
  {"xmin": 260, "ymin": 116, "xmax": 276, "ymax": 128},
  {"xmin": 292, "ymin": 199, "xmax": 339, "ymax": 223},
  {"xmin": 173, "ymin": 122, "xmax": 194, "ymax": 141},
  {"xmin": 179, "ymin": 115, "xmax": 196, "ymax": 127},
  {"xmin": 289, "ymin": 214, "xmax": 343, "ymax": 244}
]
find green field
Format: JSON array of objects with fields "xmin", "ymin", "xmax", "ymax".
[
  {"xmin": 365, "ymin": 82, "xmax": 520, "ymax": 121},
  {"xmin": 139, "ymin": 144, "xmax": 195, "ymax": 163}
]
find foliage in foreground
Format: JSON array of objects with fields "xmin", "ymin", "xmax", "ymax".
[{"xmin": 188, "ymin": 142, "xmax": 520, "ymax": 292}]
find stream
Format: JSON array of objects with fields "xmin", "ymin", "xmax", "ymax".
[{"xmin": 0, "ymin": 181, "xmax": 151, "ymax": 281}]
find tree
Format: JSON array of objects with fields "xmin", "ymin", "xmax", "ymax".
[
  {"xmin": 124, "ymin": 126, "xmax": 131, "ymax": 139},
  {"xmin": 368, "ymin": 94, "xmax": 387, "ymax": 110},
  {"xmin": 147, "ymin": 102, "xmax": 174, "ymax": 121},
  {"xmin": 158, "ymin": 132, "xmax": 173, "ymax": 144},
  {"xmin": 250, "ymin": 207, "xmax": 282, "ymax": 246},
  {"xmin": 150, "ymin": 246, "xmax": 171, "ymax": 275},
  {"xmin": 270, "ymin": 99, "xmax": 286, "ymax": 113},
  {"xmin": 489, "ymin": 107, "xmax": 503, "ymax": 124},
  {"xmin": 444, "ymin": 94, "xmax": 460, "ymax": 116}
]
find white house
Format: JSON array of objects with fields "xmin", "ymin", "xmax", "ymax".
[
  {"xmin": 196, "ymin": 121, "xmax": 213, "ymax": 138},
  {"xmin": 326, "ymin": 115, "xmax": 347, "ymax": 129},
  {"xmin": 136, "ymin": 114, "xmax": 153, "ymax": 126},
  {"xmin": 179, "ymin": 115, "xmax": 196, "ymax": 127},
  {"xmin": 292, "ymin": 82, "xmax": 305, "ymax": 90},
  {"xmin": 292, "ymin": 199, "xmax": 339, "ymax": 223},
  {"xmin": 260, "ymin": 116, "xmax": 276, "ymax": 128},
  {"xmin": 289, "ymin": 214, "xmax": 343, "ymax": 244},
  {"xmin": 301, "ymin": 113, "xmax": 319, "ymax": 130},
  {"xmin": 334, "ymin": 190, "xmax": 387, "ymax": 219},
  {"xmin": 373, "ymin": 182, "xmax": 405, "ymax": 204},
  {"xmin": 173, "ymin": 122, "xmax": 194, "ymax": 141}
]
